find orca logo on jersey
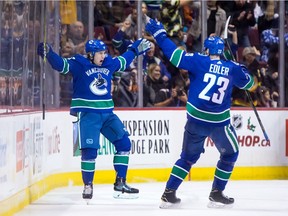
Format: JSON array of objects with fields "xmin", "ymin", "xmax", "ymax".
[{"xmin": 89, "ymin": 73, "xmax": 108, "ymax": 96}]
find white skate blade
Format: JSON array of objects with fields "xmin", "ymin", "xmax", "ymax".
[
  {"xmin": 207, "ymin": 201, "xmax": 233, "ymax": 209},
  {"xmin": 113, "ymin": 191, "xmax": 139, "ymax": 199},
  {"xmin": 159, "ymin": 201, "xmax": 181, "ymax": 209},
  {"xmin": 83, "ymin": 199, "xmax": 91, "ymax": 205}
]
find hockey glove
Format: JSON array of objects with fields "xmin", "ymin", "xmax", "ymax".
[
  {"xmin": 128, "ymin": 38, "xmax": 151, "ymax": 56},
  {"xmin": 37, "ymin": 42, "xmax": 52, "ymax": 59},
  {"xmin": 145, "ymin": 19, "xmax": 167, "ymax": 41}
]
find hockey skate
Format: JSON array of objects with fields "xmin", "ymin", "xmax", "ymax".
[
  {"xmin": 113, "ymin": 177, "xmax": 139, "ymax": 199},
  {"xmin": 207, "ymin": 189, "xmax": 234, "ymax": 208},
  {"xmin": 82, "ymin": 184, "xmax": 93, "ymax": 204},
  {"xmin": 159, "ymin": 188, "xmax": 181, "ymax": 209}
]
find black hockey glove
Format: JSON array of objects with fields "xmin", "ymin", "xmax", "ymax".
[
  {"xmin": 128, "ymin": 38, "xmax": 151, "ymax": 56},
  {"xmin": 145, "ymin": 19, "xmax": 167, "ymax": 41},
  {"xmin": 37, "ymin": 42, "xmax": 52, "ymax": 59}
]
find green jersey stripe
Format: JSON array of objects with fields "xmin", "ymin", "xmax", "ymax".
[
  {"xmin": 225, "ymin": 125, "xmax": 239, "ymax": 152},
  {"xmin": 170, "ymin": 49, "xmax": 184, "ymax": 67},
  {"xmin": 71, "ymin": 98, "xmax": 114, "ymax": 109},
  {"xmin": 186, "ymin": 102, "xmax": 230, "ymax": 123},
  {"xmin": 242, "ymin": 74, "xmax": 254, "ymax": 90},
  {"xmin": 117, "ymin": 56, "xmax": 127, "ymax": 71},
  {"xmin": 61, "ymin": 58, "xmax": 69, "ymax": 74}
]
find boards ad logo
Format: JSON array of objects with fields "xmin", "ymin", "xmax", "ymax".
[{"xmin": 232, "ymin": 114, "xmax": 242, "ymax": 130}]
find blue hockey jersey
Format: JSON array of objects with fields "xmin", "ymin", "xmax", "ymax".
[
  {"xmin": 46, "ymin": 49, "xmax": 136, "ymax": 115},
  {"xmin": 155, "ymin": 37, "xmax": 254, "ymax": 126}
]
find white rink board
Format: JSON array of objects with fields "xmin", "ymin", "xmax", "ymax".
[{"xmin": 0, "ymin": 109, "xmax": 288, "ymax": 204}]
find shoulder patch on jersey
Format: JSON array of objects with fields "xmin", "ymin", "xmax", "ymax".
[
  {"xmin": 240, "ymin": 64, "xmax": 248, "ymax": 72},
  {"xmin": 231, "ymin": 61, "xmax": 240, "ymax": 66},
  {"xmin": 67, "ymin": 57, "xmax": 75, "ymax": 60},
  {"xmin": 198, "ymin": 53, "xmax": 207, "ymax": 57},
  {"xmin": 185, "ymin": 53, "xmax": 194, "ymax": 57}
]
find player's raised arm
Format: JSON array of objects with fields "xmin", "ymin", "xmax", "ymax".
[
  {"xmin": 116, "ymin": 38, "xmax": 151, "ymax": 72},
  {"xmin": 145, "ymin": 19, "xmax": 187, "ymax": 69},
  {"xmin": 37, "ymin": 42, "xmax": 65, "ymax": 72},
  {"xmin": 145, "ymin": 19, "xmax": 178, "ymax": 54}
]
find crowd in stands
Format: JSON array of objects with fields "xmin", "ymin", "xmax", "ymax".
[
  {"xmin": 0, "ymin": 1, "xmax": 30, "ymax": 106},
  {"xmin": 82, "ymin": 0, "xmax": 287, "ymax": 108}
]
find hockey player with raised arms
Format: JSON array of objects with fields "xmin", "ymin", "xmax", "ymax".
[
  {"xmin": 37, "ymin": 38, "xmax": 151, "ymax": 201},
  {"xmin": 145, "ymin": 19, "xmax": 255, "ymax": 208}
]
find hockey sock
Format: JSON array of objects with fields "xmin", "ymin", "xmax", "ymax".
[
  {"xmin": 113, "ymin": 151, "xmax": 129, "ymax": 178},
  {"xmin": 81, "ymin": 148, "xmax": 97, "ymax": 185},
  {"xmin": 212, "ymin": 153, "xmax": 238, "ymax": 191},
  {"xmin": 166, "ymin": 158, "xmax": 191, "ymax": 190},
  {"xmin": 81, "ymin": 160, "xmax": 95, "ymax": 185}
]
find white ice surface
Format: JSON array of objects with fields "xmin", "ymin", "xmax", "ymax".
[{"xmin": 15, "ymin": 180, "xmax": 288, "ymax": 216}]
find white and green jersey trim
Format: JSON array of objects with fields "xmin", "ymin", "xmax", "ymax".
[
  {"xmin": 170, "ymin": 49, "xmax": 185, "ymax": 67},
  {"xmin": 60, "ymin": 58, "xmax": 70, "ymax": 74},
  {"xmin": 71, "ymin": 98, "xmax": 114, "ymax": 110},
  {"xmin": 224, "ymin": 125, "xmax": 239, "ymax": 152},
  {"xmin": 117, "ymin": 56, "xmax": 127, "ymax": 71},
  {"xmin": 242, "ymin": 75, "xmax": 255, "ymax": 90},
  {"xmin": 186, "ymin": 102, "xmax": 230, "ymax": 124}
]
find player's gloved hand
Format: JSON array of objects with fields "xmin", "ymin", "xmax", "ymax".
[
  {"xmin": 37, "ymin": 42, "xmax": 52, "ymax": 59},
  {"xmin": 128, "ymin": 38, "xmax": 151, "ymax": 56},
  {"xmin": 145, "ymin": 19, "xmax": 167, "ymax": 40}
]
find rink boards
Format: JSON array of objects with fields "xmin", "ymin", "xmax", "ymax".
[{"xmin": 0, "ymin": 108, "xmax": 288, "ymax": 215}]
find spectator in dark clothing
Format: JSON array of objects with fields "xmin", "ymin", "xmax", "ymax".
[
  {"xmin": 144, "ymin": 63, "xmax": 172, "ymax": 107},
  {"xmin": 264, "ymin": 45, "xmax": 279, "ymax": 105},
  {"xmin": 230, "ymin": 0, "xmax": 256, "ymax": 47},
  {"xmin": 112, "ymin": 71, "xmax": 138, "ymax": 107},
  {"xmin": 94, "ymin": 1, "xmax": 122, "ymax": 39},
  {"xmin": 257, "ymin": 86, "xmax": 277, "ymax": 107},
  {"xmin": 232, "ymin": 46, "xmax": 261, "ymax": 106},
  {"xmin": 169, "ymin": 74, "xmax": 188, "ymax": 107},
  {"xmin": 112, "ymin": 20, "xmax": 134, "ymax": 55},
  {"xmin": 143, "ymin": 42, "xmax": 171, "ymax": 82},
  {"xmin": 257, "ymin": 1, "xmax": 278, "ymax": 39},
  {"xmin": 206, "ymin": 0, "xmax": 226, "ymax": 37},
  {"xmin": 1, "ymin": 13, "xmax": 12, "ymax": 70}
]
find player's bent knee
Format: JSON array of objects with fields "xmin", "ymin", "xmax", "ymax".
[
  {"xmin": 221, "ymin": 151, "xmax": 239, "ymax": 165},
  {"xmin": 180, "ymin": 152, "xmax": 201, "ymax": 164},
  {"xmin": 81, "ymin": 148, "xmax": 98, "ymax": 160},
  {"xmin": 114, "ymin": 135, "xmax": 131, "ymax": 152}
]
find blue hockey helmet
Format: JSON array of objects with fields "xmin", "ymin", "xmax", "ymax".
[
  {"xmin": 85, "ymin": 39, "xmax": 107, "ymax": 56},
  {"xmin": 203, "ymin": 36, "xmax": 224, "ymax": 55}
]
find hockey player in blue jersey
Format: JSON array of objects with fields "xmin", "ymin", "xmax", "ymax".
[
  {"xmin": 145, "ymin": 19, "xmax": 255, "ymax": 208},
  {"xmin": 37, "ymin": 38, "xmax": 151, "ymax": 201}
]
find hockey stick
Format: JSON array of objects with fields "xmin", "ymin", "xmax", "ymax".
[
  {"xmin": 224, "ymin": 16, "xmax": 270, "ymax": 142},
  {"xmin": 42, "ymin": 1, "xmax": 47, "ymax": 120}
]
